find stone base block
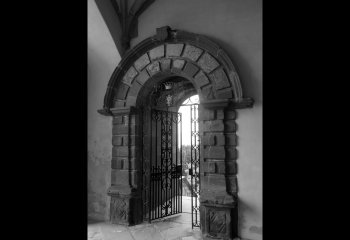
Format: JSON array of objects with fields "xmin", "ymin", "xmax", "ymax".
[
  {"xmin": 109, "ymin": 192, "xmax": 143, "ymax": 226},
  {"xmin": 201, "ymin": 202, "xmax": 238, "ymax": 240}
]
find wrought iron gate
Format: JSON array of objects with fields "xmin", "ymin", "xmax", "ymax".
[
  {"xmin": 190, "ymin": 104, "xmax": 200, "ymax": 228},
  {"xmin": 149, "ymin": 109, "xmax": 182, "ymax": 221}
]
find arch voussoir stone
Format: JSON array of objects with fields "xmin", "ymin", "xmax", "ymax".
[{"xmin": 99, "ymin": 26, "xmax": 254, "ymax": 114}]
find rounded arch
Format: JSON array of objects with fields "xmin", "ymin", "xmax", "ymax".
[{"xmin": 98, "ymin": 26, "xmax": 252, "ymax": 115}]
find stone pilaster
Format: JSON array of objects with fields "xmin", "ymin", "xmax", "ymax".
[
  {"xmin": 199, "ymin": 99, "xmax": 238, "ymax": 240},
  {"xmin": 108, "ymin": 107, "xmax": 142, "ymax": 225}
]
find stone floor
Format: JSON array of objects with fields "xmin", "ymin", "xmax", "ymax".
[{"xmin": 88, "ymin": 197, "xmax": 203, "ymax": 240}]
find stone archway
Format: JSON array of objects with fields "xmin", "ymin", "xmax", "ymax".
[{"xmin": 98, "ymin": 26, "xmax": 253, "ymax": 240}]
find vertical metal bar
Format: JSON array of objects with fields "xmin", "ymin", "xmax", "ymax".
[
  {"xmin": 141, "ymin": 108, "xmax": 144, "ymax": 219},
  {"xmin": 155, "ymin": 111, "xmax": 158, "ymax": 220},
  {"xmin": 156, "ymin": 164, "xmax": 159, "ymax": 220},
  {"xmin": 176, "ymin": 113, "xmax": 178, "ymax": 214},
  {"xmin": 149, "ymin": 110, "xmax": 152, "ymax": 222},
  {"xmin": 180, "ymin": 112, "xmax": 182, "ymax": 212},
  {"xmin": 156, "ymin": 111, "xmax": 159, "ymax": 219},
  {"xmin": 190, "ymin": 105, "xmax": 193, "ymax": 228},
  {"xmin": 160, "ymin": 111, "xmax": 163, "ymax": 218},
  {"xmin": 153, "ymin": 111, "xmax": 155, "ymax": 220},
  {"xmin": 195, "ymin": 105, "xmax": 198, "ymax": 227},
  {"xmin": 198, "ymin": 106, "xmax": 201, "ymax": 228},
  {"xmin": 172, "ymin": 112, "xmax": 174, "ymax": 215},
  {"xmin": 171, "ymin": 112, "xmax": 174, "ymax": 215},
  {"xmin": 165, "ymin": 111, "xmax": 168, "ymax": 216}
]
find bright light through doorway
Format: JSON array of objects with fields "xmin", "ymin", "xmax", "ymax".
[{"xmin": 178, "ymin": 95, "xmax": 199, "ymax": 146}]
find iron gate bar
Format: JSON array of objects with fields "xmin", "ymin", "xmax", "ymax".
[
  {"xmin": 190, "ymin": 105, "xmax": 192, "ymax": 227},
  {"xmin": 148, "ymin": 109, "xmax": 151, "ymax": 222},
  {"xmin": 190, "ymin": 104, "xmax": 200, "ymax": 228},
  {"xmin": 149, "ymin": 109, "xmax": 182, "ymax": 222},
  {"xmin": 180, "ymin": 113, "xmax": 182, "ymax": 213}
]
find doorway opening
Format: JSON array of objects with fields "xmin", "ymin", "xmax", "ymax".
[
  {"xmin": 178, "ymin": 95, "xmax": 200, "ymax": 228},
  {"xmin": 141, "ymin": 78, "xmax": 201, "ymax": 229}
]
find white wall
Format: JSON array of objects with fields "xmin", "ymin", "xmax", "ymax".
[{"xmin": 88, "ymin": 0, "xmax": 121, "ymax": 221}]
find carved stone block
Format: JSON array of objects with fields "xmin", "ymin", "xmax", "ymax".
[
  {"xmin": 111, "ymin": 157, "xmax": 124, "ymax": 169},
  {"xmin": 134, "ymin": 54, "xmax": 150, "ymax": 71},
  {"xmin": 202, "ymin": 120, "xmax": 225, "ymax": 132},
  {"xmin": 113, "ymin": 100, "xmax": 126, "ymax": 108},
  {"xmin": 111, "ymin": 169, "xmax": 138, "ymax": 187},
  {"xmin": 208, "ymin": 209, "xmax": 227, "ymax": 236},
  {"xmin": 112, "ymin": 136, "xmax": 123, "ymax": 146},
  {"xmin": 198, "ymin": 52, "xmax": 220, "ymax": 73},
  {"xmin": 209, "ymin": 68, "xmax": 230, "ymax": 90},
  {"xmin": 226, "ymin": 134, "xmax": 237, "ymax": 146},
  {"xmin": 149, "ymin": 45, "xmax": 165, "ymax": 60},
  {"xmin": 135, "ymin": 69, "xmax": 149, "ymax": 85},
  {"xmin": 225, "ymin": 120, "xmax": 236, "ymax": 132},
  {"xmin": 109, "ymin": 194, "xmax": 143, "ymax": 226},
  {"xmin": 226, "ymin": 147, "xmax": 237, "ymax": 160},
  {"xmin": 155, "ymin": 26, "xmax": 170, "ymax": 41},
  {"xmin": 110, "ymin": 196, "xmax": 129, "ymax": 224},
  {"xmin": 147, "ymin": 61, "xmax": 160, "ymax": 76},
  {"xmin": 115, "ymin": 83, "xmax": 130, "ymax": 100},
  {"xmin": 112, "ymin": 116, "xmax": 124, "ymax": 125},
  {"xmin": 126, "ymin": 96, "xmax": 136, "ymax": 106},
  {"xmin": 194, "ymin": 70, "xmax": 210, "ymax": 88},
  {"xmin": 182, "ymin": 44, "xmax": 203, "ymax": 62},
  {"xmin": 201, "ymin": 85, "xmax": 215, "ymax": 100},
  {"xmin": 166, "ymin": 43, "xmax": 184, "ymax": 57},
  {"xmin": 225, "ymin": 110, "xmax": 236, "ymax": 120},
  {"xmin": 199, "ymin": 108, "xmax": 215, "ymax": 121},
  {"xmin": 217, "ymin": 88, "xmax": 233, "ymax": 99},
  {"xmin": 203, "ymin": 146, "xmax": 225, "ymax": 159},
  {"xmin": 112, "ymin": 146, "xmax": 129, "ymax": 157},
  {"xmin": 112, "ymin": 125, "xmax": 127, "ymax": 135},
  {"xmin": 122, "ymin": 66, "xmax": 138, "ymax": 86},
  {"xmin": 159, "ymin": 58, "xmax": 171, "ymax": 70},
  {"xmin": 183, "ymin": 62, "xmax": 199, "ymax": 77},
  {"xmin": 128, "ymin": 81, "xmax": 142, "ymax": 98},
  {"xmin": 172, "ymin": 59, "xmax": 185, "ymax": 70},
  {"xmin": 201, "ymin": 203, "xmax": 237, "ymax": 240}
]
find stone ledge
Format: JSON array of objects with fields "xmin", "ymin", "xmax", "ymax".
[
  {"xmin": 110, "ymin": 107, "xmax": 136, "ymax": 116},
  {"xmin": 107, "ymin": 185, "xmax": 139, "ymax": 196},
  {"xmin": 201, "ymin": 202, "xmax": 236, "ymax": 208},
  {"xmin": 201, "ymin": 99, "xmax": 230, "ymax": 109},
  {"xmin": 230, "ymin": 98, "xmax": 254, "ymax": 109},
  {"xmin": 97, "ymin": 108, "xmax": 112, "ymax": 116}
]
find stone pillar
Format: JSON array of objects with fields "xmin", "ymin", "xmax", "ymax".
[
  {"xmin": 108, "ymin": 107, "xmax": 143, "ymax": 225},
  {"xmin": 199, "ymin": 99, "xmax": 238, "ymax": 240}
]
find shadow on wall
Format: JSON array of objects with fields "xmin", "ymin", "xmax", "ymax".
[
  {"xmin": 238, "ymin": 198, "xmax": 263, "ymax": 238},
  {"xmin": 204, "ymin": 35, "xmax": 261, "ymax": 103}
]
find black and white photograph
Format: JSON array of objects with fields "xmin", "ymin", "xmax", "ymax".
[{"xmin": 88, "ymin": 0, "xmax": 262, "ymax": 239}]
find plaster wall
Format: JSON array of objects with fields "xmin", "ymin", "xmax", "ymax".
[
  {"xmin": 88, "ymin": 0, "xmax": 121, "ymax": 221},
  {"xmin": 131, "ymin": 1, "xmax": 262, "ymax": 239}
]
